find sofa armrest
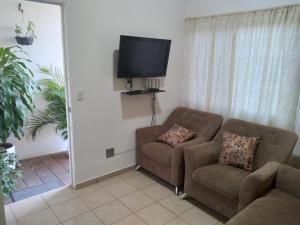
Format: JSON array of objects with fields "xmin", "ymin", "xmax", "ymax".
[
  {"xmin": 276, "ymin": 164, "xmax": 300, "ymax": 200},
  {"xmin": 136, "ymin": 125, "xmax": 167, "ymax": 163},
  {"xmin": 170, "ymin": 136, "xmax": 208, "ymax": 187},
  {"xmin": 184, "ymin": 141, "xmax": 221, "ymax": 192},
  {"xmin": 238, "ymin": 161, "xmax": 281, "ymax": 212}
]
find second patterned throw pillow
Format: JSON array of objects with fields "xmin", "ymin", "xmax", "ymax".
[{"xmin": 219, "ymin": 131, "xmax": 259, "ymax": 171}]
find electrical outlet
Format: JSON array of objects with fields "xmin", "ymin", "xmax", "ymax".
[
  {"xmin": 76, "ymin": 90, "xmax": 84, "ymax": 101},
  {"xmin": 106, "ymin": 148, "xmax": 114, "ymax": 158}
]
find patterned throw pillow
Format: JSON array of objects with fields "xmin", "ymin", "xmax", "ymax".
[
  {"xmin": 157, "ymin": 124, "xmax": 196, "ymax": 147},
  {"xmin": 219, "ymin": 132, "xmax": 259, "ymax": 171}
]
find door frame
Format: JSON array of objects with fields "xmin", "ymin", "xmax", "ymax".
[{"xmin": 25, "ymin": 0, "xmax": 76, "ymax": 188}]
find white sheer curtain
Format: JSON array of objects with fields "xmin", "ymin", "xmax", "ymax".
[{"xmin": 184, "ymin": 5, "xmax": 300, "ymax": 134}]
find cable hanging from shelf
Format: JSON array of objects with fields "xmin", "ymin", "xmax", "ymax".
[{"xmin": 151, "ymin": 93, "xmax": 156, "ymax": 126}]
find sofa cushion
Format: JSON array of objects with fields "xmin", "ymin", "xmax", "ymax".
[
  {"xmin": 219, "ymin": 132, "xmax": 259, "ymax": 171},
  {"xmin": 142, "ymin": 142, "xmax": 174, "ymax": 166},
  {"xmin": 192, "ymin": 164, "xmax": 250, "ymax": 201},
  {"xmin": 226, "ymin": 189, "xmax": 300, "ymax": 225},
  {"xmin": 158, "ymin": 124, "xmax": 196, "ymax": 146}
]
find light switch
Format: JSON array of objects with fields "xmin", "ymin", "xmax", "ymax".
[{"xmin": 76, "ymin": 90, "xmax": 84, "ymax": 101}]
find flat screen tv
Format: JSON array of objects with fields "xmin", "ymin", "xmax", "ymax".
[{"xmin": 117, "ymin": 35, "xmax": 171, "ymax": 78}]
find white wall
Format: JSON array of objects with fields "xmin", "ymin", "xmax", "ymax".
[
  {"xmin": 63, "ymin": 0, "xmax": 186, "ymax": 184},
  {"xmin": 0, "ymin": 1, "xmax": 68, "ymax": 159},
  {"xmin": 186, "ymin": 0, "xmax": 300, "ymax": 17}
]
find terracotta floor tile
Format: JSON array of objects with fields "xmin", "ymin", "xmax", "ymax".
[
  {"xmin": 26, "ymin": 158, "xmax": 44, "ymax": 167},
  {"xmin": 14, "ymin": 177, "xmax": 27, "ymax": 191},
  {"xmin": 22, "ymin": 169, "xmax": 36, "ymax": 177},
  {"xmin": 32, "ymin": 165, "xmax": 50, "ymax": 174},
  {"xmin": 23, "ymin": 175, "xmax": 43, "ymax": 187},
  {"xmin": 55, "ymin": 171, "xmax": 70, "ymax": 180},
  {"xmin": 50, "ymin": 164, "xmax": 69, "ymax": 175},
  {"xmin": 9, "ymin": 153, "xmax": 71, "ymax": 204},
  {"xmin": 43, "ymin": 158, "xmax": 58, "ymax": 166},
  {"xmin": 38, "ymin": 171, "xmax": 58, "ymax": 183}
]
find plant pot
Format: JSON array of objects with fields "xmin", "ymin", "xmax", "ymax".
[
  {"xmin": 0, "ymin": 143, "xmax": 16, "ymax": 169},
  {"xmin": 0, "ymin": 143, "xmax": 15, "ymax": 154},
  {"xmin": 15, "ymin": 36, "xmax": 34, "ymax": 45}
]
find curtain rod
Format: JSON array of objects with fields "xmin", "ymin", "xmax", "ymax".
[{"xmin": 185, "ymin": 4, "xmax": 300, "ymax": 20}]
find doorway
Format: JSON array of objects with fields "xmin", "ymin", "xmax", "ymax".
[{"xmin": 3, "ymin": 0, "xmax": 74, "ymax": 204}]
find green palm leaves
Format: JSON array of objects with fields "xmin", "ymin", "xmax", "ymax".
[
  {"xmin": 0, "ymin": 46, "xmax": 36, "ymax": 144},
  {"xmin": 27, "ymin": 66, "xmax": 68, "ymax": 140}
]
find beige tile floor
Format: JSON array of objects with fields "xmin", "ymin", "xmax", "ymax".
[{"xmin": 5, "ymin": 169, "xmax": 227, "ymax": 225}]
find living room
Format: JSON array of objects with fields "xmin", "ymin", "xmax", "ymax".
[{"xmin": 1, "ymin": 0, "xmax": 300, "ymax": 225}]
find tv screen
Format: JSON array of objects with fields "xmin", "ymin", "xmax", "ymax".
[{"xmin": 117, "ymin": 35, "xmax": 171, "ymax": 78}]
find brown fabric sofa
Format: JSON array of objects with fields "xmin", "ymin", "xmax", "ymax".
[
  {"xmin": 136, "ymin": 107, "xmax": 223, "ymax": 194},
  {"xmin": 184, "ymin": 119, "xmax": 298, "ymax": 218},
  {"xmin": 226, "ymin": 163, "xmax": 300, "ymax": 225}
]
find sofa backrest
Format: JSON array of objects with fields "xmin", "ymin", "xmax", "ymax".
[
  {"xmin": 276, "ymin": 164, "xmax": 300, "ymax": 200},
  {"xmin": 164, "ymin": 107, "xmax": 223, "ymax": 141},
  {"xmin": 214, "ymin": 119, "xmax": 298, "ymax": 170}
]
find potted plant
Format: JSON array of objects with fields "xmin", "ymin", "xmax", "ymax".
[
  {"xmin": 27, "ymin": 66, "xmax": 68, "ymax": 140},
  {"xmin": 15, "ymin": 21, "xmax": 37, "ymax": 45},
  {"xmin": 0, "ymin": 150, "xmax": 22, "ymax": 197},
  {"xmin": 0, "ymin": 46, "xmax": 37, "ymax": 195}
]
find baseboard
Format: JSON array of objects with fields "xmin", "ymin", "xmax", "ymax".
[
  {"xmin": 19, "ymin": 151, "xmax": 69, "ymax": 161},
  {"xmin": 74, "ymin": 164, "xmax": 136, "ymax": 189}
]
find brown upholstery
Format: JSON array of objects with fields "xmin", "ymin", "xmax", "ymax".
[
  {"xmin": 192, "ymin": 164, "xmax": 250, "ymax": 201},
  {"xmin": 276, "ymin": 165, "xmax": 300, "ymax": 200},
  {"xmin": 143, "ymin": 143, "xmax": 174, "ymax": 166},
  {"xmin": 238, "ymin": 161, "xmax": 280, "ymax": 211},
  {"xmin": 136, "ymin": 107, "xmax": 223, "ymax": 188},
  {"xmin": 184, "ymin": 119, "xmax": 298, "ymax": 218},
  {"xmin": 226, "ymin": 165, "xmax": 300, "ymax": 225},
  {"xmin": 226, "ymin": 190, "xmax": 300, "ymax": 225}
]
